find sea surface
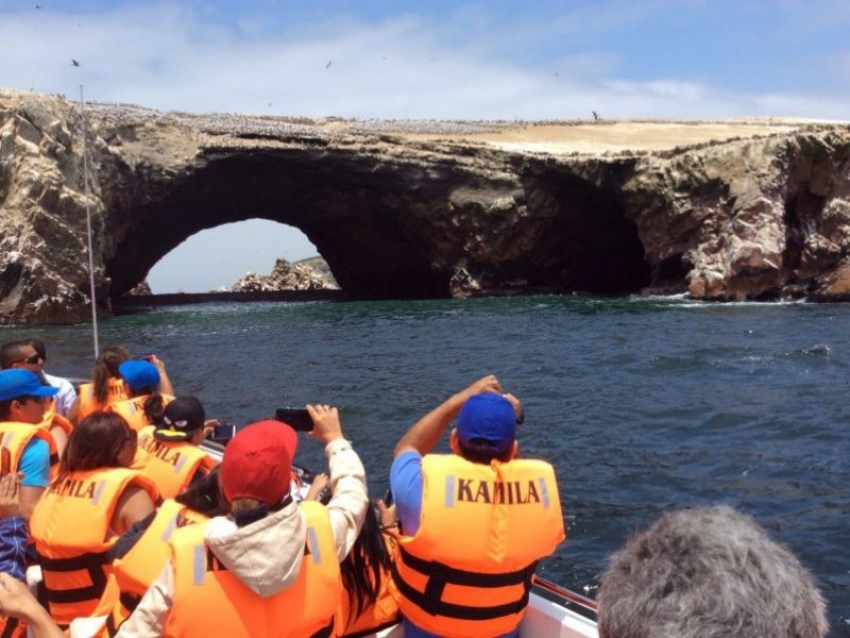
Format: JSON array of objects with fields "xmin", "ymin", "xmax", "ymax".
[{"xmin": 6, "ymin": 295, "xmax": 849, "ymax": 635}]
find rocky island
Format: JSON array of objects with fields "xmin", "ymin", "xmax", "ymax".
[{"xmin": 2, "ymin": 87, "xmax": 850, "ymax": 325}]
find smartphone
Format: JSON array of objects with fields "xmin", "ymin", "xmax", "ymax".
[
  {"xmin": 274, "ymin": 407, "xmax": 314, "ymax": 432},
  {"xmin": 212, "ymin": 423, "xmax": 237, "ymax": 440}
]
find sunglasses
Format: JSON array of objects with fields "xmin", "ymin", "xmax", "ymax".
[{"xmin": 16, "ymin": 353, "xmax": 43, "ymax": 365}]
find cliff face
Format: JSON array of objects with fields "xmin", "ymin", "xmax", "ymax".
[{"xmin": 1, "ymin": 87, "xmax": 850, "ymax": 325}]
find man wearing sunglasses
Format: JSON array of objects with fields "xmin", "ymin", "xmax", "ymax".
[{"xmin": 0, "ymin": 340, "xmax": 76, "ymax": 417}]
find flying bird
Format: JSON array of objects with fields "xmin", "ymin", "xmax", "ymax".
[
  {"xmin": 70, "ymin": 59, "xmax": 81, "ymax": 67},
  {"xmin": 325, "ymin": 60, "xmax": 332, "ymax": 69}
]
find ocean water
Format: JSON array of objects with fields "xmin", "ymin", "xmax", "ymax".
[{"xmin": 7, "ymin": 295, "xmax": 849, "ymax": 635}]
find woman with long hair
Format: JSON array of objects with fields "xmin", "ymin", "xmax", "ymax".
[
  {"xmin": 305, "ymin": 474, "xmax": 399, "ymax": 636},
  {"xmin": 338, "ymin": 499, "xmax": 400, "ymax": 636},
  {"xmin": 28, "ymin": 412, "xmax": 159, "ymax": 629},
  {"xmin": 68, "ymin": 346, "xmax": 132, "ymax": 426}
]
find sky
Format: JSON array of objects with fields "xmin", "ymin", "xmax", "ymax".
[{"xmin": 3, "ymin": 0, "xmax": 850, "ymax": 291}]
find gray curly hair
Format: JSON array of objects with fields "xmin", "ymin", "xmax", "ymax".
[{"xmin": 597, "ymin": 505, "xmax": 828, "ymax": 638}]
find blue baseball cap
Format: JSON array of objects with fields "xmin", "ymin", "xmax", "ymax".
[
  {"xmin": 118, "ymin": 360, "xmax": 160, "ymax": 393},
  {"xmin": 456, "ymin": 392, "xmax": 516, "ymax": 453},
  {"xmin": 0, "ymin": 369, "xmax": 59, "ymax": 402}
]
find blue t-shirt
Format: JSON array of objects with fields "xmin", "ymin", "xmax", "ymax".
[
  {"xmin": 388, "ymin": 451, "xmax": 519, "ymax": 638},
  {"xmin": 389, "ymin": 450, "xmax": 424, "ymax": 536},
  {"xmin": 19, "ymin": 438, "xmax": 50, "ymax": 487}
]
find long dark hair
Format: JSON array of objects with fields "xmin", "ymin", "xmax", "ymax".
[
  {"xmin": 142, "ymin": 392, "xmax": 167, "ymax": 427},
  {"xmin": 91, "ymin": 346, "xmax": 131, "ymax": 405},
  {"xmin": 341, "ymin": 503, "xmax": 392, "ymax": 624},
  {"xmin": 56, "ymin": 412, "xmax": 136, "ymax": 481},
  {"xmin": 175, "ymin": 466, "xmax": 226, "ymax": 517}
]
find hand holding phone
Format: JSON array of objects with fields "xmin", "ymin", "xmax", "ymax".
[
  {"xmin": 212, "ymin": 422, "xmax": 237, "ymax": 440},
  {"xmin": 274, "ymin": 408, "xmax": 314, "ymax": 432}
]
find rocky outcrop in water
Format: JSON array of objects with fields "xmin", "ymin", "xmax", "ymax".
[
  {"xmin": 2, "ymin": 87, "xmax": 850, "ymax": 325},
  {"xmin": 230, "ymin": 257, "xmax": 339, "ymax": 293}
]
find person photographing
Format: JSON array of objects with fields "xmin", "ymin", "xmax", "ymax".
[{"xmin": 389, "ymin": 375, "xmax": 565, "ymax": 638}]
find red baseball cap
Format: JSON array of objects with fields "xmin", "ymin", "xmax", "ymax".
[{"xmin": 220, "ymin": 420, "xmax": 298, "ymax": 507}]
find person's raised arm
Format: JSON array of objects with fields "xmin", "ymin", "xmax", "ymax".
[
  {"xmin": 307, "ymin": 404, "xmax": 368, "ymax": 562},
  {"xmin": 393, "ymin": 375, "xmax": 502, "ymax": 458},
  {"xmin": 0, "ymin": 572, "xmax": 64, "ymax": 638},
  {"xmin": 147, "ymin": 355, "xmax": 174, "ymax": 396}
]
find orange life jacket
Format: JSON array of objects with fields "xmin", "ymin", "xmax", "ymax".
[
  {"xmin": 107, "ymin": 394, "xmax": 174, "ymax": 433},
  {"xmin": 28, "ymin": 467, "xmax": 159, "ymax": 627},
  {"xmin": 339, "ymin": 532, "xmax": 400, "ymax": 637},
  {"xmin": 132, "ymin": 426, "xmax": 217, "ymax": 499},
  {"xmin": 90, "ymin": 499, "xmax": 209, "ymax": 637},
  {"xmin": 0, "ymin": 421, "xmax": 58, "ymax": 474},
  {"xmin": 390, "ymin": 454, "xmax": 565, "ymax": 637},
  {"xmin": 39, "ymin": 411, "xmax": 73, "ymax": 472},
  {"xmin": 41, "ymin": 411, "xmax": 73, "ymax": 439},
  {"xmin": 76, "ymin": 379, "xmax": 131, "ymax": 421},
  {"xmin": 165, "ymin": 501, "xmax": 341, "ymax": 638},
  {"xmin": 0, "ymin": 616, "xmax": 25, "ymax": 638}
]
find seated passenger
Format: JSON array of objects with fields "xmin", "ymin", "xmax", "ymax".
[
  {"xmin": 69, "ymin": 346, "xmax": 133, "ymax": 425},
  {"xmin": 338, "ymin": 496, "xmax": 401, "ymax": 636},
  {"xmin": 596, "ymin": 504, "xmax": 829, "ymax": 638},
  {"xmin": 0, "ymin": 370, "xmax": 60, "ymax": 522},
  {"xmin": 389, "ymin": 375, "xmax": 564, "ymax": 638},
  {"xmin": 72, "ymin": 468, "xmax": 226, "ymax": 637},
  {"xmin": 116, "ymin": 406, "xmax": 368, "ymax": 637},
  {"xmin": 28, "ymin": 413, "xmax": 159, "ymax": 629},
  {"xmin": 23, "ymin": 339, "xmax": 77, "ymax": 418},
  {"xmin": 0, "ymin": 340, "xmax": 75, "ymax": 417},
  {"xmin": 0, "ymin": 344, "xmax": 72, "ymax": 458},
  {"xmin": 133, "ymin": 396, "xmax": 217, "ymax": 499},
  {"xmin": 303, "ymin": 472, "xmax": 400, "ymax": 636},
  {"xmin": 107, "ymin": 359, "xmax": 174, "ymax": 433}
]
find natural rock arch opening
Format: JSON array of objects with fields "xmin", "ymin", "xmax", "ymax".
[
  {"xmin": 101, "ymin": 148, "xmax": 651, "ymax": 305},
  {"xmin": 144, "ymin": 220, "xmax": 322, "ymax": 294},
  {"xmin": 102, "ymin": 149, "xmax": 452, "ymax": 303}
]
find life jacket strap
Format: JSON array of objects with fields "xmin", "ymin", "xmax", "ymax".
[
  {"xmin": 1, "ymin": 617, "xmax": 20, "ymax": 638},
  {"xmin": 37, "ymin": 550, "xmax": 108, "ymax": 604},
  {"xmin": 392, "ymin": 545, "xmax": 536, "ymax": 620}
]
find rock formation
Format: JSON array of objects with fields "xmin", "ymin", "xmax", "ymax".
[
  {"xmin": 230, "ymin": 257, "xmax": 339, "ymax": 293},
  {"xmin": 2, "ymin": 86, "xmax": 850, "ymax": 325}
]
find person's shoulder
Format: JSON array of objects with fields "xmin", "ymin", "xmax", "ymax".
[
  {"xmin": 44, "ymin": 372, "xmax": 74, "ymax": 390},
  {"xmin": 391, "ymin": 449, "xmax": 423, "ymax": 469}
]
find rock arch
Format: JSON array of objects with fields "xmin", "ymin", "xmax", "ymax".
[
  {"xmin": 99, "ymin": 135, "xmax": 649, "ymax": 303},
  {"xmin": 4, "ymin": 90, "xmax": 850, "ymax": 325}
]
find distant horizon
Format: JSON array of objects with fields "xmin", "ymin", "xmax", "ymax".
[{"xmin": 9, "ymin": 88, "xmax": 847, "ymax": 125}]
